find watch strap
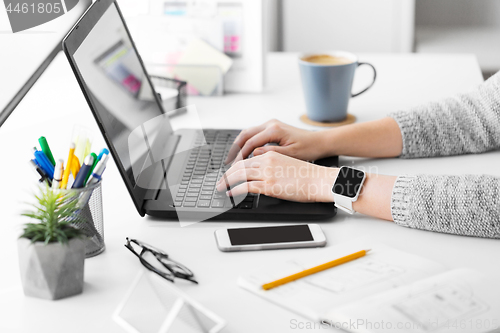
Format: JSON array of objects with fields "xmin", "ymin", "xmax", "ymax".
[{"xmin": 333, "ymin": 193, "xmax": 355, "ymax": 214}]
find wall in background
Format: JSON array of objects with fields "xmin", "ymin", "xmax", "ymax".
[
  {"xmin": 416, "ymin": 0, "xmax": 500, "ymax": 27},
  {"xmin": 415, "ymin": 0, "xmax": 500, "ymax": 73},
  {"xmin": 264, "ymin": 0, "xmax": 500, "ymax": 74},
  {"xmin": 280, "ymin": 0, "xmax": 414, "ymax": 53},
  {"xmin": 263, "ymin": 0, "xmax": 280, "ymax": 52}
]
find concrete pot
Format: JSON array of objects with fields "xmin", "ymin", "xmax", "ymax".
[{"xmin": 18, "ymin": 237, "xmax": 85, "ymax": 300}]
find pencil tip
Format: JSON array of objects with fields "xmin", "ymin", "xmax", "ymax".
[{"xmin": 365, "ymin": 249, "xmax": 372, "ymax": 252}]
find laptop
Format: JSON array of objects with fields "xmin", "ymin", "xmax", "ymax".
[{"xmin": 62, "ymin": 0, "xmax": 337, "ymax": 221}]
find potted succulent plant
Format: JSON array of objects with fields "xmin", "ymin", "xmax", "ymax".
[{"xmin": 18, "ymin": 185, "xmax": 85, "ymax": 300}]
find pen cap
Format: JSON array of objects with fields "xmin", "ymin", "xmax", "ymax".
[
  {"xmin": 97, "ymin": 148, "xmax": 109, "ymax": 162},
  {"xmin": 95, "ymin": 153, "xmax": 109, "ymax": 173},
  {"xmin": 33, "ymin": 149, "xmax": 55, "ymax": 179},
  {"xmin": 85, "ymin": 153, "xmax": 99, "ymax": 184},
  {"xmin": 87, "ymin": 153, "xmax": 109, "ymax": 186},
  {"xmin": 84, "ymin": 154, "xmax": 95, "ymax": 166},
  {"xmin": 53, "ymin": 159, "xmax": 64, "ymax": 180},
  {"xmin": 72, "ymin": 154, "xmax": 95, "ymax": 189},
  {"xmin": 38, "ymin": 136, "xmax": 56, "ymax": 166}
]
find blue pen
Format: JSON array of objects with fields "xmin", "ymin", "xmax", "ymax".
[
  {"xmin": 33, "ymin": 147, "xmax": 55, "ymax": 179},
  {"xmin": 33, "ymin": 148, "xmax": 54, "ymax": 178},
  {"xmin": 97, "ymin": 148, "xmax": 109, "ymax": 162},
  {"xmin": 72, "ymin": 155, "xmax": 94, "ymax": 188}
]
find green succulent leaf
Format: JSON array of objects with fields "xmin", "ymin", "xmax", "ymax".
[{"xmin": 20, "ymin": 185, "xmax": 85, "ymax": 245}]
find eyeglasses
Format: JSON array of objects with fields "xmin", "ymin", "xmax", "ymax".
[{"xmin": 125, "ymin": 238, "xmax": 198, "ymax": 284}]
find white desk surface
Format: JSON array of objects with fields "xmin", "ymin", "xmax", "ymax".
[{"xmin": 1, "ymin": 52, "xmax": 499, "ymax": 333}]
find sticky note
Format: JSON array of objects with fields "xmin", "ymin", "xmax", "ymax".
[{"xmin": 173, "ymin": 38, "xmax": 233, "ymax": 95}]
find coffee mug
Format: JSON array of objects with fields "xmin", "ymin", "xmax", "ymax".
[{"xmin": 299, "ymin": 51, "xmax": 377, "ymax": 123}]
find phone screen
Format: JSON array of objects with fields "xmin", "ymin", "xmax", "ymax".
[{"xmin": 228, "ymin": 225, "xmax": 313, "ymax": 246}]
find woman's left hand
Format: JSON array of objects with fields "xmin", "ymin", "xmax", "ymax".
[{"xmin": 216, "ymin": 151, "xmax": 338, "ymax": 203}]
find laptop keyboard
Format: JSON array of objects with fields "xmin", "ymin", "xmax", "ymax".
[{"xmin": 173, "ymin": 130, "xmax": 258, "ymax": 209}]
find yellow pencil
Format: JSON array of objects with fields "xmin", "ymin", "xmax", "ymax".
[
  {"xmin": 262, "ymin": 249, "xmax": 371, "ymax": 291},
  {"xmin": 60, "ymin": 142, "xmax": 76, "ymax": 190}
]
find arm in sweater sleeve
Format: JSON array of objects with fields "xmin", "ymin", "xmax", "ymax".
[
  {"xmin": 391, "ymin": 174, "xmax": 500, "ymax": 238},
  {"xmin": 389, "ymin": 72, "xmax": 500, "ymax": 158}
]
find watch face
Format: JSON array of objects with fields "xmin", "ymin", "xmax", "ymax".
[{"xmin": 333, "ymin": 167, "xmax": 366, "ymax": 198}]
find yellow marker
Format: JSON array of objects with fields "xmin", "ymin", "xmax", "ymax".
[
  {"xmin": 262, "ymin": 249, "xmax": 371, "ymax": 291},
  {"xmin": 60, "ymin": 143, "xmax": 76, "ymax": 189},
  {"xmin": 71, "ymin": 156, "xmax": 80, "ymax": 178}
]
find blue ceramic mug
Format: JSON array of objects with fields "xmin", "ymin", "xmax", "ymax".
[{"xmin": 299, "ymin": 51, "xmax": 376, "ymax": 123}]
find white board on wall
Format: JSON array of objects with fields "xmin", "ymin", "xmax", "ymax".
[{"xmin": 119, "ymin": 0, "xmax": 265, "ymax": 93}]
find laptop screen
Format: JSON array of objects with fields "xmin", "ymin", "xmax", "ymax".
[{"xmin": 72, "ymin": 3, "xmax": 174, "ymax": 192}]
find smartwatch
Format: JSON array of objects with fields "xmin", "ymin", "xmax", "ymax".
[{"xmin": 332, "ymin": 167, "xmax": 366, "ymax": 214}]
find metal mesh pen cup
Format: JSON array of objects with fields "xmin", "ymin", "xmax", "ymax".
[{"xmin": 66, "ymin": 181, "xmax": 105, "ymax": 258}]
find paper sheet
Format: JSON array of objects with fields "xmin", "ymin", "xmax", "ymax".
[
  {"xmin": 326, "ymin": 269, "xmax": 500, "ymax": 333},
  {"xmin": 238, "ymin": 240, "xmax": 446, "ymax": 322}
]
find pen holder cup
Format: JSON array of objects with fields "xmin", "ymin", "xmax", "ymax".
[{"xmin": 66, "ymin": 181, "xmax": 105, "ymax": 258}]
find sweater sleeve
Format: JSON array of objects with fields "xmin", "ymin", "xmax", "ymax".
[
  {"xmin": 391, "ymin": 174, "xmax": 500, "ymax": 238},
  {"xmin": 389, "ymin": 71, "xmax": 500, "ymax": 159}
]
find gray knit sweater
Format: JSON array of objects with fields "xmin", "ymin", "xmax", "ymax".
[{"xmin": 389, "ymin": 71, "xmax": 500, "ymax": 239}]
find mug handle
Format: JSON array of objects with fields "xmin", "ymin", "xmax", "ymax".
[{"xmin": 351, "ymin": 62, "xmax": 377, "ymax": 98}]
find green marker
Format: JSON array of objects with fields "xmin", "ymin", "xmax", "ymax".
[
  {"xmin": 85, "ymin": 153, "xmax": 99, "ymax": 185},
  {"xmin": 38, "ymin": 136, "xmax": 56, "ymax": 166}
]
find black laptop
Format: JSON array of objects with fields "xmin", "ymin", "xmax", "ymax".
[{"xmin": 62, "ymin": 0, "xmax": 337, "ymax": 221}]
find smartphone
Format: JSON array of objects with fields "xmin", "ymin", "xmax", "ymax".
[{"xmin": 214, "ymin": 224, "xmax": 326, "ymax": 252}]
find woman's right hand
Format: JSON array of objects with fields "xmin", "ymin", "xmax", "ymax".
[{"xmin": 225, "ymin": 119, "xmax": 329, "ymax": 164}]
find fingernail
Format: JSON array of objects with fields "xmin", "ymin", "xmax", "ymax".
[{"xmin": 226, "ymin": 190, "xmax": 231, "ymax": 197}]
